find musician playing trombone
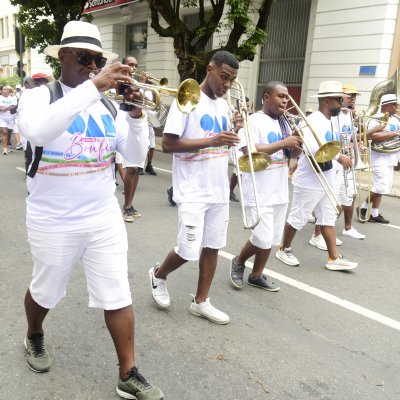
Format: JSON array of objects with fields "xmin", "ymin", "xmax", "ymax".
[
  {"xmin": 359, "ymin": 93, "xmax": 400, "ymax": 224},
  {"xmin": 276, "ymin": 81, "xmax": 358, "ymax": 271},
  {"xmin": 149, "ymin": 51, "xmax": 242, "ymax": 325},
  {"xmin": 230, "ymin": 81, "xmax": 302, "ymax": 291}
]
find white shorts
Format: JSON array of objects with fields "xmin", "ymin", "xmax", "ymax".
[
  {"xmin": 148, "ymin": 125, "xmax": 155, "ymax": 148},
  {"xmin": 287, "ymin": 186, "xmax": 337, "ymax": 229},
  {"xmin": 175, "ymin": 202, "xmax": 229, "ymax": 261},
  {"xmin": 371, "ymin": 165, "xmax": 394, "ymax": 194},
  {"xmin": 115, "ymin": 151, "xmax": 124, "ymax": 165},
  {"xmin": 27, "ymin": 219, "xmax": 131, "ymax": 310},
  {"xmin": 337, "ymin": 170, "xmax": 356, "ymax": 207},
  {"xmin": 246, "ymin": 203, "xmax": 288, "ymax": 249},
  {"xmin": 0, "ymin": 116, "xmax": 14, "ymax": 129}
]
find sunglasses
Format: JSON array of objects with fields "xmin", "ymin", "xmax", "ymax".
[
  {"xmin": 65, "ymin": 50, "xmax": 107, "ymax": 69},
  {"xmin": 326, "ymin": 97, "xmax": 343, "ymax": 104}
]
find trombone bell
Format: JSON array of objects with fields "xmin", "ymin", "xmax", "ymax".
[
  {"xmin": 238, "ymin": 152, "xmax": 271, "ymax": 173},
  {"xmin": 314, "ymin": 141, "xmax": 341, "ymax": 163}
]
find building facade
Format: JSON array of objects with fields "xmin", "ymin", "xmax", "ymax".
[{"xmin": 1, "ymin": 0, "xmax": 399, "ymax": 113}]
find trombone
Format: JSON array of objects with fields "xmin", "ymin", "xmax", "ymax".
[
  {"xmin": 285, "ymin": 97, "xmax": 342, "ymax": 215},
  {"xmin": 226, "ymin": 80, "xmax": 271, "ymax": 229}
]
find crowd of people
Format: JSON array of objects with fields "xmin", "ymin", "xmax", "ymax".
[{"xmin": 2, "ymin": 19, "xmax": 399, "ymax": 400}]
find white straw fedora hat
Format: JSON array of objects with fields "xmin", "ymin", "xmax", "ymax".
[
  {"xmin": 380, "ymin": 93, "xmax": 398, "ymax": 106},
  {"xmin": 311, "ymin": 81, "xmax": 346, "ymax": 98},
  {"xmin": 44, "ymin": 21, "xmax": 118, "ymax": 61}
]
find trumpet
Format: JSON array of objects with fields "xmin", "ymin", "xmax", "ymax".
[
  {"xmin": 285, "ymin": 97, "xmax": 342, "ymax": 215},
  {"xmin": 131, "ymin": 72, "xmax": 169, "ymax": 87},
  {"xmin": 226, "ymin": 80, "xmax": 271, "ymax": 229}
]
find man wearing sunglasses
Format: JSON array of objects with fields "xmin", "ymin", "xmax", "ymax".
[
  {"xmin": 17, "ymin": 21, "xmax": 164, "ymax": 400},
  {"xmin": 276, "ymin": 81, "xmax": 358, "ymax": 272}
]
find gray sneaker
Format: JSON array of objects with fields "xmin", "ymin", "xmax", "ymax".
[
  {"xmin": 116, "ymin": 366, "xmax": 164, "ymax": 400},
  {"xmin": 24, "ymin": 333, "xmax": 52, "ymax": 373},
  {"xmin": 230, "ymin": 257, "xmax": 246, "ymax": 288},
  {"xmin": 122, "ymin": 206, "xmax": 135, "ymax": 223},
  {"xmin": 248, "ymin": 273, "xmax": 280, "ymax": 291}
]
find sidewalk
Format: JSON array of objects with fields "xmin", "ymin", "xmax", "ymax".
[{"xmin": 154, "ymin": 136, "xmax": 400, "ymax": 198}]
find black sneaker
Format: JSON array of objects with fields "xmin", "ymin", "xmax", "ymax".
[
  {"xmin": 167, "ymin": 186, "xmax": 176, "ymax": 206},
  {"xmin": 230, "ymin": 257, "xmax": 245, "ymax": 288},
  {"xmin": 230, "ymin": 192, "xmax": 240, "ymax": 202},
  {"xmin": 247, "ymin": 273, "xmax": 280, "ymax": 292},
  {"xmin": 116, "ymin": 366, "xmax": 164, "ymax": 400},
  {"xmin": 139, "ymin": 167, "xmax": 144, "ymax": 175},
  {"xmin": 356, "ymin": 207, "xmax": 367, "ymax": 222},
  {"xmin": 145, "ymin": 163, "xmax": 157, "ymax": 176},
  {"xmin": 369, "ymin": 214, "xmax": 390, "ymax": 224}
]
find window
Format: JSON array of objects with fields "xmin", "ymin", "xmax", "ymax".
[
  {"xmin": 183, "ymin": 13, "xmax": 213, "ymax": 51},
  {"xmin": 126, "ymin": 22, "xmax": 147, "ymax": 70},
  {"xmin": 0, "ymin": 18, "xmax": 4, "ymax": 40},
  {"xmin": 4, "ymin": 16, "xmax": 9, "ymax": 38}
]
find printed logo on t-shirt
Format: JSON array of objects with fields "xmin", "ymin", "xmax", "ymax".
[
  {"xmin": 39, "ymin": 113, "xmax": 116, "ymax": 176},
  {"xmin": 325, "ymin": 129, "xmax": 339, "ymax": 142}
]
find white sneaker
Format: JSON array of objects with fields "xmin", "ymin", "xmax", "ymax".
[
  {"xmin": 189, "ymin": 297, "xmax": 230, "ymax": 325},
  {"xmin": 149, "ymin": 264, "xmax": 170, "ymax": 308},
  {"xmin": 307, "ymin": 214, "xmax": 316, "ymax": 223},
  {"xmin": 336, "ymin": 237, "xmax": 342, "ymax": 246},
  {"xmin": 325, "ymin": 255, "xmax": 358, "ymax": 271},
  {"xmin": 309, "ymin": 234, "xmax": 327, "ymax": 251},
  {"xmin": 342, "ymin": 227, "xmax": 365, "ymax": 240},
  {"xmin": 275, "ymin": 247, "xmax": 300, "ymax": 266}
]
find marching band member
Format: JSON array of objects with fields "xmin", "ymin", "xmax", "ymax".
[
  {"xmin": 359, "ymin": 93, "xmax": 400, "ymax": 223},
  {"xmin": 149, "ymin": 51, "xmax": 241, "ymax": 325},
  {"xmin": 275, "ymin": 81, "xmax": 358, "ymax": 271},
  {"xmin": 230, "ymin": 81, "xmax": 302, "ymax": 291}
]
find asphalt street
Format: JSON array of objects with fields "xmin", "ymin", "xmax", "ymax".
[{"xmin": 0, "ymin": 148, "xmax": 399, "ymax": 400}]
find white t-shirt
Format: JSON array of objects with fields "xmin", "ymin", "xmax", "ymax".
[
  {"xmin": 292, "ymin": 110, "xmax": 339, "ymax": 190},
  {"xmin": 239, "ymin": 111, "xmax": 289, "ymax": 206},
  {"xmin": 163, "ymin": 91, "xmax": 231, "ymax": 204},
  {"xmin": 18, "ymin": 79, "xmax": 149, "ymax": 232},
  {"xmin": 368, "ymin": 113, "xmax": 399, "ymax": 167},
  {"xmin": 0, "ymin": 94, "xmax": 17, "ymax": 124}
]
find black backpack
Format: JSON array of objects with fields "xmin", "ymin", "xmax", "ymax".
[{"xmin": 27, "ymin": 81, "xmax": 117, "ymax": 178}]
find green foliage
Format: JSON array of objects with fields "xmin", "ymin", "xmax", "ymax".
[
  {"xmin": 10, "ymin": 0, "xmax": 90, "ymax": 76},
  {"xmin": 0, "ymin": 75, "xmax": 21, "ymax": 88}
]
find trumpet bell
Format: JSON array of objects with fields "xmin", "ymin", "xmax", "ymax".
[
  {"xmin": 238, "ymin": 152, "xmax": 271, "ymax": 173},
  {"xmin": 176, "ymin": 79, "xmax": 200, "ymax": 114},
  {"xmin": 314, "ymin": 141, "xmax": 341, "ymax": 163}
]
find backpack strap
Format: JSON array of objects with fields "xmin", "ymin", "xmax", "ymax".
[
  {"xmin": 27, "ymin": 82, "xmax": 117, "ymax": 178},
  {"xmin": 27, "ymin": 81, "xmax": 64, "ymax": 178}
]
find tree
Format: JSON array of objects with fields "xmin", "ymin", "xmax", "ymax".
[
  {"xmin": 10, "ymin": 0, "xmax": 89, "ymax": 77},
  {"xmin": 147, "ymin": 0, "xmax": 274, "ymax": 82}
]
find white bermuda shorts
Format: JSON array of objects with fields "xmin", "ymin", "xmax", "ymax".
[
  {"xmin": 148, "ymin": 125, "xmax": 155, "ymax": 148},
  {"xmin": 246, "ymin": 203, "xmax": 288, "ymax": 249},
  {"xmin": 371, "ymin": 165, "xmax": 394, "ymax": 194},
  {"xmin": 175, "ymin": 202, "xmax": 229, "ymax": 261},
  {"xmin": 27, "ymin": 219, "xmax": 131, "ymax": 310},
  {"xmin": 287, "ymin": 186, "xmax": 337, "ymax": 229},
  {"xmin": 336, "ymin": 170, "xmax": 356, "ymax": 207}
]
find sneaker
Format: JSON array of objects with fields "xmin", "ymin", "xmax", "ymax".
[
  {"xmin": 275, "ymin": 247, "xmax": 300, "ymax": 266},
  {"xmin": 15, "ymin": 143, "xmax": 23, "ymax": 150},
  {"xmin": 309, "ymin": 234, "xmax": 327, "ymax": 251},
  {"xmin": 167, "ymin": 186, "xmax": 176, "ymax": 206},
  {"xmin": 247, "ymin": 273, "xmax": 280, "ymax": 292},
  {"xmin": 24, "ymin": 333, "xmax": 52, "ymax": 373},
  {"xmin": 342, "ymin": 227, "xmax": 365, "ymax": 239},
  {"xmin": 149, "ymin": 265, "xmax": 170, "ymax": 308},
  {"xmin": 116, "ymin": 366, "xmax": 164, "ymax": 400},
  {"xmin": 307, "ymin": 214, "xmax": 316, "ymax": 223},
  {"xmin": 230, "ymin": 257, "xmax": 246, "ymax": 288},
  {"xmin": 190, "ymin": 297, "xmax": 230, "ymax": 325},
  {"xmin": 356, "ymin": 207, "xmax": 367, "ymax": 222},
  {"xmin": 325, "ymin": 255, "xmax": 358, "ymax": 271},
  {"xmin": 132, "ymin": 207, "xmax": 142, "ymax": 218},
  {"xmin": 122, "ymin": 206, "xmax": 135, "ymax": 223},
  {"xmin": 229, "ymin": 192, "xmax": 240, "ymax": 202},
  {"xmin": 138, "ymin": 167, "xmax": 144, "ymax": 175},
  {"xmin": 336, "ymin": 237, "xmax": 342, "ymax": 246},
  {"xmin": 2, "ymin": 149, "xmax": 7, "ymax": 155},
  {"xmin": 369, "ymin": 214, "xmax": 390, "ymax": 224},
  {"xmin": 145, "ymin": 163, "xmax": 157, "ymax": 176},
  {"xmin": 8, "ymin": 146, "xmax": 12, "ymax": 153}
]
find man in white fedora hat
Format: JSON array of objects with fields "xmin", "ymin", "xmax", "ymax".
[
  {"xmin": 358, "ymin": 93, "xmax": 399, "ymax": 223},
  {"xmin": 276, "ymin": 81, "xmax": 359, "ymax": 271},
  {"xmin": 18, "ymin": 20, "xmax": 164, "ymax": 400}
]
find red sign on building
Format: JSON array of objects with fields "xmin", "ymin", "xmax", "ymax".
[{"xmin": 83, "ymin": 0, "xmax": 137, "ymax": 14}]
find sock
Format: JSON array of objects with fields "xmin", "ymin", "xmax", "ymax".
[
  {"xmin": 371, "ymin": 208, "xmax": 379, "ymax": 217},
  {"xmin": 361, "ymin": 201, "xmax": 368, "ymax": 209}
]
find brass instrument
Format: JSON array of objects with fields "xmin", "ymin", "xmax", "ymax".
[
  {"xmin": 367, "ymin": 112, "xmax": 400, "ymax": 153},
  {"xmin": 285, "ymin": 98, "xmax": 342, "ymax": 215},
  {"xmin": 132, "ymin": 72, "xmax": 169, "ymax": 87},
  {"xmin": 287, "ymin": 95, "xmax": 341, "ymax": 163},
  {"xmin": 226, "ymin": 80, "xmax": 271, "ymax": 229}
]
